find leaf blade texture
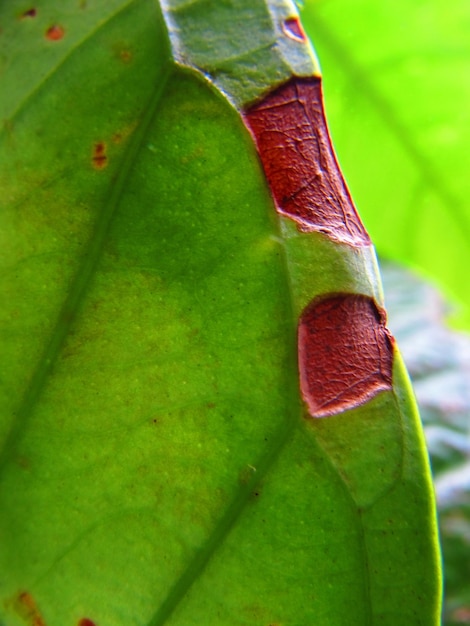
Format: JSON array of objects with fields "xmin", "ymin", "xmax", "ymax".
[{"xmin": 0, "ymin": 1, "xmax": 441, "ymax": 624}]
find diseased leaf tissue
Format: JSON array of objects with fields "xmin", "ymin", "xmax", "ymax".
[{"xmin": 244, "ymin": 77, "xmax": 394, "ymax": 417}]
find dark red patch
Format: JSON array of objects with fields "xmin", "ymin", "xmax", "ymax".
[
  {"xmin": 92, "ymin": 142, "xmax": 107, "ymax": 169},
  {"xmin": 283, "ymin": 17, "xmax": 306, "ymax": 42},
  {"xmin": 45, "ymin": 24, "xmax": 65, "ymax": 41},
  {"xmin": 298, "ymin": 294, "xmax": 393, "ymax": 418},
  {"xmin": 244, "ymin": 77, "xmax": 370, "ymax": 246},
  {"xmin": 21, "ymin": 8, "xmax": 37, "ymax": 18},
  {"xmin": 78, "ymin": 619, "xmax": 97, "ymax": 626}
]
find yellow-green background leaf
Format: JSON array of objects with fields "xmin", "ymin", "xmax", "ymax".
[{"xmin": 302, "ymin": 0, "xmax": 470, "ymax": 328}]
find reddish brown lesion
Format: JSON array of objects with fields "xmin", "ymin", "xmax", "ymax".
[
  {"xmin": 21, "ymin": 8, "xmax": 37, "ymax": 18},
  {"xmin": 298, "ymin": 294, "xmax": 394, "ymax": 418},
  {"xmin": 78, "ymin": 618, "xmax": 97, "ymax": 626},
  {"xmin": 282, "ymin": 17, "xmax": 307, "ymax": 42},
  {"xmin": 45, "ymin": 24, "xmax": 65, "ymax": 41},
  {"xmin": 92, "ymin": 142, "xmax": 108, "ymax": 169},
  {"xmin": 12, "ymin": 591, "xmax": 46, "ymax": 626},
  {"xmin": 244, "ymin": 77, "xmax": 370, "ymax": 246},
  {"xmin": 119, "ymin": 48, "xmax": 133, "ymax": 63}
]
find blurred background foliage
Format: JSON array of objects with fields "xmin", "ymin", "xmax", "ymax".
[
  {"xmin": 301, "ymin": 1, "xmax": 470, "ymax": 623},
  {"xmin": 382, "ymin": 262, "xmax": 470, "ymax": 625}
]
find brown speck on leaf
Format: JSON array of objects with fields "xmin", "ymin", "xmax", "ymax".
[
  {"xmin": 13, "ymin": 591, "xmax": 46, "ymax": 626},
  {"xmin": 119, "ymin": 48, "xmax": 132, "ymax": 63},
  {"xmin": 111, "ymin": 121, "xmax": 137, "ymax": 145},
  {"xmin": 92, "ymin": 142, "xmax": 108, "ymax": 169},
  {"xmin": 45, "ymin": 24, "xmax": 65, "ymax": 41},
  {"xmin": 21, "ymin": 8, "xmax": 37, "ymax": 18}
]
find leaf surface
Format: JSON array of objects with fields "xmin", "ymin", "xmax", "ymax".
[{"xmin": 0, "ymin": 1, "xmax": 440, "ymax": 625}]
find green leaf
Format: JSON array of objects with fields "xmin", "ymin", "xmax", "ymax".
[
  {"xmin": 301, "ymin": 0, "xmax": 470, "ymax": 329},
  {"xmin": 0, "ymin": 1, "xmax": 440, "ymax": 625}
]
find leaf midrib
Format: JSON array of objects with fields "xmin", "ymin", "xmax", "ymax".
[{"xmin": 147, "ymin": 413, "xmax": 298, "ymax": 626}]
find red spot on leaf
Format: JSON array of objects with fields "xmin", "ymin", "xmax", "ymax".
[
  {"xmin": 21, "ymin": 8, "xmax": 37, "ymax": 18},
  {"xmin": 92, "ymin": 142, "xmax": 108, "ymax": 169},
  {"xmin": 298, "ymin": 294, "xmax": 393, "ymax": 418},
  {"xmin": 78, "ymin": 619, "xmax": 97, "ymax": 626},
  {"xmin": 283, "ymin": 17, "xmax": 306, "ymax": 42},
  {"xmin": 13, "ymin": 592, "xmax": 46, "ymax": 626},
  {"xmin": 119, "ymin": 48, "xmax": 133, "ymax": 63},
  {"xmin": 244, "ymin": 77, "xmax": 370, "ymax": 246},
  {"xmin": 45, "ymin": 24, "xmax": 65, "ymax": 41}
]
